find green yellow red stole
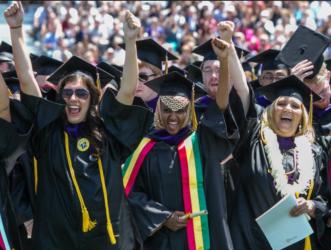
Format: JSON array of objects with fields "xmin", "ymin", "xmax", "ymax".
[{"xmin": 122, "ymin": 132, "xmax": 210, "ymax": 250}]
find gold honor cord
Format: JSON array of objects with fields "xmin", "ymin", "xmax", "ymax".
[
  {"xmin": 33, "ymin": 157, "xmax": 38, "ymax": 194},
  {"xmin": 64, "ymin": 132, "xmax": 116, "ymax": 244},
  {"xmin": 296, "ymin": 180, "xmax": 314, "ymax": 250}
]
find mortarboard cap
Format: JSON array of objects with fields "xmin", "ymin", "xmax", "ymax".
[
  {"xmin": 32, "ymin": 55, "xmax": 63, "ymax": 76},
  {"xmin": 276, "ymin": 25, "xmax": 331, "ymax": 79},
  {"xmin": 47, "ymin": 56, "xmax": 114, "ymax": 87},
  {"xmin": 185, "ymin": 64, "xmax": 203, "ymax": 84},
  {"xmin": 0, "ymin": 42, "xmax": 13, "ymax": 62},
  {"xmin": 258, "ymin": 75, "xmax": 321, "ymax": 108},
  {"xmin": 168, "ymin": 65, "xmax": 187, "ymax": 76},
  {"xmin": 168, "ymin": 65, "xmax": 206, "ymax": 97},
  {"xmin": 0, "ymin": 41, "xmax": 12, "ymax": 53},
  {"xmin": 192, "ymin": 38, "xmax": 250, "ymax": 61},
  {"xmin": 145, "ymin": 71, "xmax": 195, "ymax": 99},
  {"xmin": 246, "ymin": 49, "xmax": 288, "ymax": 71},
  {"xmin": 120, "ymin": 38, "xmax": 178, "ymax": 70},
  {"xmin": 192, "ymin": 60, "xmax": 203, "ymax": 68},
  {"xmin": 97, "ymin": 61, "xmax": 123, "ymax": 89}
]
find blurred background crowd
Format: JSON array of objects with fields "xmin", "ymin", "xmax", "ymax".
[{"xmin": 20, "ymin": 1, "xmax": 331, "ymax": 66}]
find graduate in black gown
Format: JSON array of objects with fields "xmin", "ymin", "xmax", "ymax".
[
  {"xmin": 0, "ymin": 69, "xmax": 33, "ymax": 250},
  {"xmin": 266, "ymin": 25, "xmax": 331, "ymax": 249},
  {"xmin": 192, "ymin": 21, "xmax": 250, "ymax": 121},
  {"xmin": 231, "ymin": 75, "xmax": 328, "ymax": 250},
  {"xmin": 5, "ymin": 3, "xmax": 152, "ymax": 249},
  {"xmin": 126, "ymin": 38, "xmax": 238, "ymax": 250}
]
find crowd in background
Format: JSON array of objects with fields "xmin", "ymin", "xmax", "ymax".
[{"xmin": 28, "ymin": 1, "xmax": 331, "ymax": 67}]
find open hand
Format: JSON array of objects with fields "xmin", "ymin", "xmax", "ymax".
[
  {"xmin": 218, "ymin": 21, "xmax": 235, "ymax": 43},
  {"xmin": 4, "ymin": 1, "xmax": 24, "ymax": 29},
  {"xmin": 290, "ymin": 197, "xmax": 316, "ymax": 218},
  {"xmin": 164, "ymin": 211, "xmax": 187, "ymax": 231},
  {"xmin": 123, "ymin": 10, "xmax": 141, "ymax": 42},
  {"xmin": 291, "ymin": 59, "xmax": 314, "ymax": 81},
  {"xmin": 212, "ymin": 38, "xmax": 230, "ymax": 59}
]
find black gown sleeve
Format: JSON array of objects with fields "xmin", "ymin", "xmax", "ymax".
[
  {"xmin": 128, "ymin": 170, "xmax": 172, "ymax": 241},
  {"xmin": 99, "ymin": 89, "xmax": 153, "ymax": 155},
  {"xmin": 20, "ymin": 93, "xmax": 64, "ymax": 158}
]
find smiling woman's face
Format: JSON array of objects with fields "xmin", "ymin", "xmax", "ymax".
[
  {"xmin": 273, "ymin": 96, "xmax": 303, "ymax": 137},
  {"xmin": 159, "ymin": 101, "xmax": 189, "ymax": 135},
  {"xmin": 62, "ymin": 79, "xmax": 91, "ymax": 124}
]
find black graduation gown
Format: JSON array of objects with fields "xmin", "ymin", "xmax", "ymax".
[
  {"xmin": 0, "ymin": 100, "xmax": 32, "ymax": 250},
  {"xmin": 230, "ymin": 104, "xmax": 328, "ymax": 250},
  {"xmin": 128, "ymin": 100, "xmax": 239, "ymax": 250},
  {"xmin": 312, "ymin": 109, "xmax": 331, "ymax": 249},
  {"xmin": 21, "ymin": 89, "xmax": 152, "ymax": 250}
]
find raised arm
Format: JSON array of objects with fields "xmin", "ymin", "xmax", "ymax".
[
  {"xmin": 218, "ymin": 21, "xmax": 249, "ymax": 115},
  {"xmin": 0, "ymin": 74, "xmax": 10, "ymax": 122},
  {"xmin": 116, "ymin": 11, "xmax": 141, "ymax": 105},
  {"xmin": 211, "ymin": 38, "xmax": 230, "ymax": 111},
  {"xmin": 4, "ymin": 1, "xmax": 41, "ymax": 97}
]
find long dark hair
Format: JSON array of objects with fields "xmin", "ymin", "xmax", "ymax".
[{"xmin": 57, "ymin": 71, "xmax": 105, "ymax": 155}]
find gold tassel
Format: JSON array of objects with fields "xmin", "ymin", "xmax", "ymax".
[
  {"xmin": 107, "ymin": 222, "xmax": 117, "ymax": 244},
  {"xmin": 82, "ymin": 206, "xmax": 97, "ymax": 232},
  {"xmin": 308, "ymin": 93, "xmax": 313, "ymax": 128},
  {"xmin": 191, "ymin": 84, "xmax": 198, "ymax": 131},
  {"xmin": 97, "ymin": 158, "xmax": 117, "ymax": 245},
  {"xmin": 164, "ymin": 53, "xmax": 168, "ymax": 74},
  {"xmin": 33, "ymin": 157, "xmax": 38, "ymax": 194},
  {"xmin": 304, "ymin": 235, "xmax": 312, "ymax": 250},
  {"xmin": 7, "ymin": 88, "xmax": 13, "ymax": 97},
  {"xmin": 96, "ymin": 71, "xmax": 101, "ymax": 90}
]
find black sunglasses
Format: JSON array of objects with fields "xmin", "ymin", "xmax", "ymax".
[
  {"xmin": 61, "ymin": 88, "xmax": 90, "ymax": 100},
  {"xmin": 139, "ymin": 73, "xmax": 156, "ymax": 82}
]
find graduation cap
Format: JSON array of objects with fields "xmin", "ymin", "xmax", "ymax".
[
  {"xmin": 245, "ymin": 49, "xmax": 288, "ymax": 71},
  {"xmin": 168, "ymin": 65, "xmax": 187, "ymax": 76},
  {"xmin": 0, "ymin": 41, "xmax": 12, "ymax": 53},
  {"xmin": 145, "ymin": 71, "xmax": 200, "ymax": 130},
  {"xmin": 97, "ymin": 62, "xmax": 123, "ymax": 89},
  {"xmin": 192, "ymin": 60, "xmax": 203, "ymax": 68},
  {"xmin": 120, "ymin": 38, "xmax": 178, "ymax": 70},
  {"xmin": 258, "ymin": 74, "xmax": 321, "ymax": 114},
  {"xmin": 168, "ymin": 65, "xmax": 206, "ymax": 97},
  {"xmin": 192, "ymin": 38, "xmax": 250, "ymax": 61},
  {"xmin": 276, "ymin": 25, "xmax": 331, "ymax": 79},
  {"xmin": 47, "ymin": 56, "xmax": 114, "ymax": 88},
  {"xmin": 0, "ymin": 41, "xmax": 13, "ymax": 62},
  {"xmin": 32, "ymin": 55, "xmax": 62, "ymax": 76},
  {"xmin": 185, "ymin": 64, "xmax": 203, "ymax": 84}
]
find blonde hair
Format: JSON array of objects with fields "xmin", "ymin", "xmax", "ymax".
[{"xmin": 260, "ymin": 97, "xmax": 314, "ymax": 142}]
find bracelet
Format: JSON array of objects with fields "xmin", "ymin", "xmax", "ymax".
[{"xmin": 10, "ymin": 25, "xmax": 22, "ymax": 29}]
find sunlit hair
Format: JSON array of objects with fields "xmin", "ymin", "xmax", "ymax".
[
  {"xmin": 260, "ymin": 96, "xmax": 314, "ymax": 140},
  {"xmin": 139, "ymin": 61, "xmax": 162, "ymax": 76},
  {"xmin": 153, "ymin": 97, "xmax": 191, "ymax": 130},
  {"xmin": 57, "ymin": 71, "xmax": 105, "ymax": 155},
  {"xmin": 304, "ymin": 63, "xmax": 328, "ymax": 86}
]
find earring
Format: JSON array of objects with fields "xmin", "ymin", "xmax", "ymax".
[{"xmin": 298, "ymin": 124, "xmax": 302, "ymax": 133}]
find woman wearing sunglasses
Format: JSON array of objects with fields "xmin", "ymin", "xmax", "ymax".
[{"xmin": 5, "ymin": 3, "xmax": 152, "ymax": 250}]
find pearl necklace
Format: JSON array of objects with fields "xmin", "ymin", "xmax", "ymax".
[{"xmin": 263, "ymin": 127, "xmax": 315, "ymax": 197}]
